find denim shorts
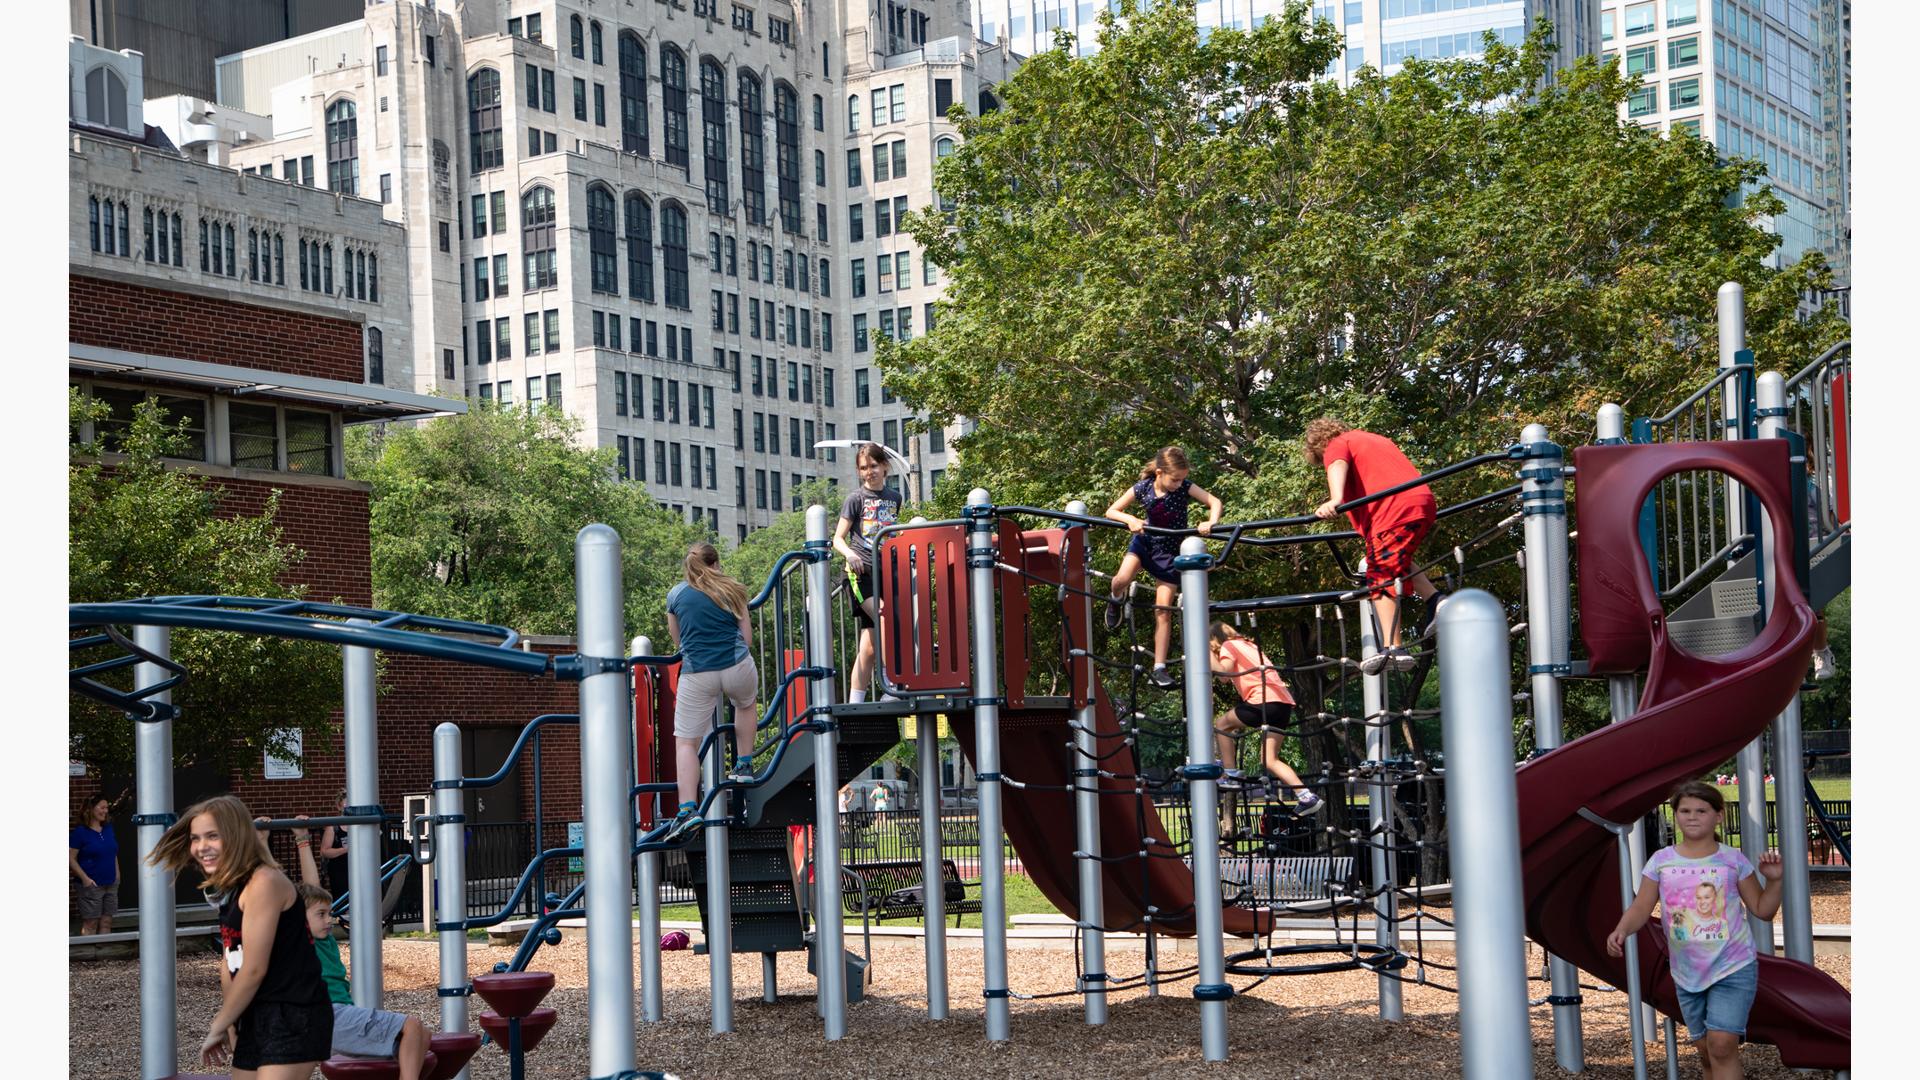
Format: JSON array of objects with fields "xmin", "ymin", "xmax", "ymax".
[{"xmin": 1675, "ymin": 961, "xmax": 1758, "ymax": 1043}]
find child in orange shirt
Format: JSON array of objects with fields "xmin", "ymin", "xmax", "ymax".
[{"xmin": 1210, "ymin": 623, "xmax": 1323, "ymax": 816}]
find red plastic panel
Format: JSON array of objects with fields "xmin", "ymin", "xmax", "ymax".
[
  {"xmin": 998, "ymin": 519, "xmax": 1031, "ymax": 710},
  {"xmin": 783, "ymin": 647, "xmax": 810, "ymax": 724},
  {"xmin": 1526, "ymin": 440, "xmax": 1847, "ymax": 1069},
  {"xmin": 877, "ymin": 524, "xmax": 972, "ymax": 692},
  {"xmin": 1831, "ymin": 371, "xmax": 1850, "ymax": 524},
  {"xmin": 1062, "ymin": 527, "xmax": 1093, "ymax": 707},
  {"xmin": 632, "ymin": 663, "xmax": 658, "ymax": 826}
]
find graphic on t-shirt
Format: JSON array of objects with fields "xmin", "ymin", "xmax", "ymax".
[
  {"xmin": 1643, "ymin": 843, "xmax": 1756, "ymax": 991},
  {"xmin": 860, "ymin": 492, "xmax": 898, "ymax": 540},
  {"xmin": 219, "ymin": 923, "xmax": 244, "ymax": 975}
]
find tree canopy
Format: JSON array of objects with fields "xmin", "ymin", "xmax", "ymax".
[
  {"xmin": 69, "ymin": 391, "xmax": 341, "ymax": 777},
  {"xmin": 347, "ymin": 404, "xmax": 712, "ymax": 646}
]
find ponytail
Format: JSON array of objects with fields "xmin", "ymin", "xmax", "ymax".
[
  {"xmin": 1140, "ymin": 445, "xmax": 1190, "ymax": 481},
  {"xmin": 684, "ymin": 542, "xmax": 751, "ymax": 620}
]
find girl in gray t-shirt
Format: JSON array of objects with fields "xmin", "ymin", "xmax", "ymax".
[{"xmin": 832, "ymin": 443, "xmax": 902, "ymax": 702}]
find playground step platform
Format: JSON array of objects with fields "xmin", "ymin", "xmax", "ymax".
[{"xmin": 70, "ymin": 923, "xmax": 217, "ymax": 961}]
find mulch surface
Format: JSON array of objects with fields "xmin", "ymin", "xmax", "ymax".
[{"xmin": 69, "ymin": 881, "xmax": 1852, "ymax": 1079}]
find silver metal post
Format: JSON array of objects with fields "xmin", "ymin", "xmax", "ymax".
[
  {"xmin": 1066, "ymin": 499, "xmax": 1107, "ymax": 1026},
  {"xmin": 1519, "ymin": 423, "xmax": 1583, "ymax": 1071},
  {"xmin": 1757, "ymin": 369, "xmax": 1812, "ymax": 961},
  {"xmin": 804, "ymin": 504, "xmax": 849, "ymax": 1039},
  {"xmin": 431, "ymin": 723, "xmax": 469, "ymax": 1076},
  {"xmin": 1718, "ymin": 281, "xmax": 1749, "ymax": 545},
  {"xmin": 917, "ymin": 711, "xmax": 948, "ymax": 1018},
  {"xmin": 1665, "ymin": 1017, "xmax": 1681, "ymax": 1079},
  {"xmin": 576, "ymin": 524, "xmax": 636, "ymax": 1075},
  {"xmin": 134, "ymin": 626, "xmax": 175, "ymax": 1080},
  {"xmin": 1438, "ymin": 591, "xmax": 1534, "ymax": 1080},
  {"xmin": 1357, "ymin": 593, "xmax": 1402, "ymax": 1022},
  {"xmin": 633, "ymin": 634, "xmax": 664, "ymax": 1024},
  {"xmin": 1178, "ymin": 537, "xmax": 1230, "ymax": 1061},
  {"xmin": 702, "ymin": 706, "xmax": 734, "ymax": 1033},
  {"xmin": 1608, "ymin": 674, "xmax": 1658, "ymax": 1038},
  {"xmin": 967, "ymin": 488, "xmax": 1011, "ymax": 1042},
  {"xmin": 763, "ymin": 951, "xmax": 778, "ymax": 1002},
  {"xmin": 342, "ymin": 622, "xmax": 383, "ymax": 1008},
  {"xmin": 1597, "ymin": 403, "xmax": 1626, "ymax": 443}
]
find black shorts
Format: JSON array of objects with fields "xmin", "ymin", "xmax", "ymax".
[
  {"xmin": 232, "ymin": 999, "xmax": 333, "ymax": 1071},
  {"xmin": 1232, "ymin": 701, "xmax": 1294, "ymax": 732},
  {"xmin": 848, "ymin": 563, "xmax": 881, "ymax": 628}
]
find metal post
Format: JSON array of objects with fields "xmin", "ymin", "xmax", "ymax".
[
  {"xmin": 966, "ymin": 488, "xmax": 1012, "ymax": 1042},
  {"xmin": 1756, "ymin": 369, "xmax": 1812, "ymax": 961},
  {"xmin": 576, "ymin": 524, "xmax": 636, "ymax": 1076},
  {"xmin": 917, "ymin": 711, "xmax": 948, "ymax": 1018},
  {"xmin": 1357, "ymin": 593, "xmax": 1402, "ymax": 1022},
  {"xmin": 702, "ymin": 710, "xmax": 734, "ymax": 1033},
  {"xmin": 342, "ymin": 621, "xmax": 383, "ymax": 1008},
  {"xmin": 804, "ymin": 504, "xmax": 849, "ymax": 1039},
  {"xmin": 1718, "ymin": 281, "xmax": 1749, "ymax": 543},
  {"xmin": 1574, "ymin": 811, "xmax": 1651, "ymax": 1080},
  {"xmin": 1596, "ymin": 403, "xmax": 1626, "ymax": 444},
  {"xmin": 633, "ymin": 635, "xmax": 664, "ymax": 1024},
  {"xmin": 1519, "ymin": 423, "xmax": 1583, "ymax": 1071},
  {"xmin": 1608, "ymin": 675, "xmax": 1658, "ymax": 1038},
  {"xmin": 1178, "ymin": 537, "xmax": 1230, "ymax": 1061},
  {"xmin": 1066, "ymin": 499, "xmax": 1107, "ymax": 1026},
  {"xmin": 431, "ymin": 723, "xmax": 469, "ymax": 1076},
  {"xmin": 134, "ymin": 625, "xmax": 175, "ymax": 1080},
  {"xmin": 1437, "ymin": 590, "xmax": 1534, "ymax": 1080}
]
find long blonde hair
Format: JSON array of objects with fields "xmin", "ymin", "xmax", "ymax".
[
  {"xmin": 684, "ymin": 542, "xmax": 750, "ymax": 620},
  {"xmin": 146, "ymin": 794, "xmax": 277, "ymax": 896}
]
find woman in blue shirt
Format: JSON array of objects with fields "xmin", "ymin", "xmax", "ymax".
[
  {"xmin": 662, "ymin": 542, "xmax": 760, "ymax": 841},
  {"xmin": 69, "ymin": 795, "xmax": 120, "ymax": 935}
]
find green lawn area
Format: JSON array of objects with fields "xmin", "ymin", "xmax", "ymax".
[
  {"xmin": 655, "ymin": 871, "xmax": 1064, "ymax": 930},
  {"xmin": 1711, "ymin": 778, "xmax": 1850, "ymax": 802}
]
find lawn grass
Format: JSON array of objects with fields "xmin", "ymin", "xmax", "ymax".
[{"xmin": 1711, "ymin": 778, "xmax": 1850, "ymax": 802}]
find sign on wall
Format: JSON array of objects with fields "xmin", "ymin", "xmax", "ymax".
[{"xmin": 264, "ymin": 728, "xmax": 304, "ymax": 780}]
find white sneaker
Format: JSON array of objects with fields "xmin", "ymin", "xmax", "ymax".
[{"xmin": 1812, "ymin": 647, "xmax": 1836, "ymax": 681}]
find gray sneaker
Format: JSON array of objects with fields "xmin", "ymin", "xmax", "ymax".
[
  {"xmin": 662, "ymin": 807, "xmax": 703, "ymax": 844},
  {"xmin": 1389, "ymin": 648, "xmax": 1420, "ymax": 672},
  {"xmin": 1293, "ymin": 791, "xmax": 1327, "ymax": 817},
  {"xmin": 1104, "ymin": 596, "xmax": 1125, "ymax": 629},
  {"xmin": 1360, "ymin": 651, "xmax": 1391, "ymax": 677}
]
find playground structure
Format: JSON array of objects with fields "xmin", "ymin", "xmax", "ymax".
[{"xmin": 69, "ymin": 284, "xmax": 1853, "ymax": 1079}]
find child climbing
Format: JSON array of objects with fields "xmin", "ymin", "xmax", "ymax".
[
  {"xmin": 1302, "ymin": 419, "xmax": 1441, "ymax": 675},
  {"xmin": 1608, "ymin": 780, "xmax": 1784, "ymax": 1080},
  {"xmin": 834, "ymin": 442, "xmax": 904, "ymax": 702},
  {"xmin": 663, "ymin": 541, "xmax": 761, "ymax": 842},
  {"xmin": 1209, "ymin": 622, "xmax": 1324, "ymax": 816},
  {"xmin": 1103, "ymin": 446, "xmax": 1222, "ymax": 688}
]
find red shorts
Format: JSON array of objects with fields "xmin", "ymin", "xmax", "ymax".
[{"xmin": 1363, "ymin": 517, "xmax": 1433, "ymax": 598}]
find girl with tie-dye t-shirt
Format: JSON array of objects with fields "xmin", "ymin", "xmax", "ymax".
[{"xmin": 1609, "ymin": 781, "xmax": 1784, "ymax": 1079}]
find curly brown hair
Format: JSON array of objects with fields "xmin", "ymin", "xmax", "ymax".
[{"xmin": 1302, "ymin": 418, "xmax": 1351, "ymax": 466}]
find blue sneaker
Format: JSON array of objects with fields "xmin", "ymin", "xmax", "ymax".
[{"xmin": 1293, "ymin": 790, "xmax": 1326, "ymax": 817}]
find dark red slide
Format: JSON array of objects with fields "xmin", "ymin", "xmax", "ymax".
[
  {"xmin": 1517, "ymin": 441, "xmax": 1849, "ymax": 1070},
  {"xmin": 950, "ymin": 681, "xmax": 1271, "ymax": 938}
]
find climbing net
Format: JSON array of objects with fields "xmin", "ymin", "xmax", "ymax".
[{"xmin": 979, "ymin": 463, "xmax": 1540, "ymax": 1003}]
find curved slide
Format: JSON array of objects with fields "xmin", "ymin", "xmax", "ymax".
[{"xmin": 1515, "ymin": 441, "xmax": 1849, "ymax": 1070}]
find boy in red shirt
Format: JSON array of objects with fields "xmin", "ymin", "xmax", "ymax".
[{"xmin": 1303, "ymin": 418, "xmax": 1442, "ymax": 675}]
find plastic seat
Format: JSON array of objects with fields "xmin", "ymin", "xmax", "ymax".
[
  {"xmin": 477, "ymin": 1007, "xmax": 559, "ymax": 1053},
  {"xmin": 318, "ymin": 1050, "xmax": 437, "ymax": 1079},
  {"xmin": 425, "ymin": 1031, "xmax": 483, "ymax": 1080},
  {"xmin": 471, "ymin": 970, "xmax": 555, "ymax": 1018}
]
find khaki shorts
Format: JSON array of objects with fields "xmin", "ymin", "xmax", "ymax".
[{"xmin": 674, "ymin": 656, "xmax": 758, "ymax": 739}]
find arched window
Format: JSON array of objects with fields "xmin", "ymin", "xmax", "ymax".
[
  {"xmin": 700, "ymin": 59, "xmax": 729, "ymax": 217},
  {"xmin": 738, "ymin": 72, "xmax": 766, "ymax": 226},
  {"xmin": 367, "ymin": 327, "xmax": 384, "ymax": 385},
  {"xmin": 88, "ymin": 197, "xmax": 99, "ymax": 252},
  {"xmin": 590, "ymin": 21, "xmax": 603, "ymax": 64},
  {"xmin": 618, "ymin": 33, "xmax": 648, "ymax": 155},
  {"xmin": 588, "ymin": 186, "xmax": 617, "ymax": 294},
  {"xmin": 522, "ymin": 186, "xmax": 557, "ymax": 290},
  {"xmin": 570, "ymin": 14, "xmax": 585, "ymax": 58},
  {"xmin": 325, "ymin": 99, "xmax": 359, "ymax": 195},
  {"xmin": 936, "ymin": 136, "xmax": 957, "ymax": 160},
  {"xmin": 773, "ymin": 82, "xmax": 801, "ymax": 234},
  {"xmin": 848, "ymin": 94, "xmax": 861, "ymax": 133},
  {"xmin": 468, "ymin": 69, "xmax": 503, "ymax": 172},
  {"xmin": 978, "ymin": 88, "xmax": 1000, "ymax": 114},
  {"xmin": 661, "ymin": 46, "xmax": 689, "ymax": 171},
  {"xmin": 625, "ymin": 193, "xmax": 654, "ymax": 303},
  {"xmin": 369, "ymin": 253, "xmax": 377, "ymax": 300},
  {"xmin": 661, "ymin": 202, "xmax": 689, "ymax": 310},
  {"xmin": 84, "ymin": 66, "xmax": 128, "ymax": 129}
]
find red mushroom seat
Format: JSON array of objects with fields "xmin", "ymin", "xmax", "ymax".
[
  {"xmin": 318, "ymin": 1051, "xmax": 438, "ymax": 1079},
  {"xmin": 470, "ymin": 971, "xmax": 556, "ymax": 1019},
  {"xmin": 426, "ymin": 1031, "xmax": 484, "ymax": 1080},
  {"xmin": 477, "ymin": 1007, "xmax": 559, "ymax": 1053}
]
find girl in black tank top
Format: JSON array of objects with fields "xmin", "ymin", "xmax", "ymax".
[{"xmin": 217, "ymin": 878, "xmax": 328, "ymax": 1006}]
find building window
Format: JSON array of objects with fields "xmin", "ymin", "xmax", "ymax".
[
  {"xmin": 588, "ymin": 186, "xmax": 618, "ymax": 293},
  {"xmin": 1669, "ymin": 35, "xmax": 1700, "ymax": 70},
  {"xmin": 468, "ymin": 69, "xmax": 503, "ymax": 172},
  {"xmin": 626, "ymin": 193, "xmax": 654, "ymax": 302},
  {"xmin": 574, "ymin": 77, "xmax": 588, "ymax": 120},
  {"xmin": 594, "ymin": 83, "xmax": 605, "ymax": 126},
  {"xmin": 379, "ymin": 173, "xmax": 392, "ymax": 203},
  {"xmin": 662, "ymin": 202, "xmax": 690, "ymax": 309},
  {"xmin": 591, "ymin": 20, "xmax": 604, "ymax": 63},
  {"xmin": 1627, "ymin": 84, "xmax": 1658, "ymax": 117},
  {"xmin": 774, "ymin": 82, "xmax": 802, "ymax": 234},
  {"xmin": 1625, "ymin": 44, "xmax": 1657, "ymax": 77},
  {"xmin": 1668, "ymin": 0, "xmax": 1698, "ymax": 29},
  {"xmin": 571, "ymin": 13, "xmax": 585, "ymax": 58},
  {"xmin": 325, "ymin": 99, "xmax": 359, "ymax": 195},
  {"xmin": 1669, "ymin": 76, "xmax": 1701, "ymax": 110},
  {"xmin": 619, "ymin": 33, "xmax": 649, "ymax": 155},
  {"xmin": 367, "ymin": 328, "xmax": 384, "ymax": 384},
  {"xmin": 662, "ymin": 45, "xmax": 690, "ymax": 171},
  {"xmin": 523, "ymin": 186, "xmax": 557, "ymax": 289},
  {"xmin": 702, "ymin": 59, "xmax": 730, "ymax": 216},
  {"xmin": 739, "ymin": 72, "xmax": 767, "ymax": 225},
  {"xmin": 376, "ymin": 45, "xmax": 389, "ymax": 75},
  {"xmin": 1624, "ymin": 2, "xmax": 1655, "ymax": 36}
]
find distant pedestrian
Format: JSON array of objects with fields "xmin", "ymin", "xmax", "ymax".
[{"xmin": 69, "ymin": 796, "xmax": 120, "ymax": 935}]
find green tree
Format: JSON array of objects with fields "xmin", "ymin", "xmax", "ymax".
[
  {"xmin": 892, "ymin": 0, "xmax": 1846, "ymax": 602},
  {"xmin": 69, "ymin": 390, "xmax": 341, "ymax": 777},
  {"xmin": 346, "ymin": 404, "xmax": 711, "ymax": 645}
]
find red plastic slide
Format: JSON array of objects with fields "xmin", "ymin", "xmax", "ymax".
[
  {"xmin": 950, "ymin": 681, "xmax": 1272, "ymax": 938},
  {"xmin": 1516, "ymin": 440, "xmax": 1849, "ymax": 1070}
]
